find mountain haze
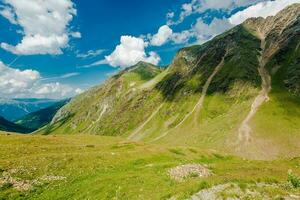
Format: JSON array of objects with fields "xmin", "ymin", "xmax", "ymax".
[{"xmin": 40, "ymin": 4, "xmax": 300, "ymax": 160}]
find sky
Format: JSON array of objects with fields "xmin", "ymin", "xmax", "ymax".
[{"xmin": 0, "ymin": 0, "xmax": 299, "ymax": 99}]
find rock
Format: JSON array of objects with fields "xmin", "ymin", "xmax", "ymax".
[{"xmin": 168, "ymin": 164, "xmax": 211, "ymax": 181}]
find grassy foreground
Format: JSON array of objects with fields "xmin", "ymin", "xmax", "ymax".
[{"xmin": 0, "ymin": 133, "xmax": 299, "ymax": 200}]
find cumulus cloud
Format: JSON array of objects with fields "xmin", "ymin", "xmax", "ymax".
[
  {"xmin": 0, "ymin": 61, "xmax": 81, "ymax": 99},
  {"xmin": 193, "ymin": 18, "xmax": 233, "ymax": 43},
  {"xmin": 34, "ymin": 82, "xmax": 81, "ymax": 99},
  {"xmin": 106, "ymin": 36, "xmax": 160, "ymax": 67},
  {"xmin": 166, "ymin": 12, "xmax": 175, "ymax": 25},
  {"xmin": 150, "ymin": 25, "xmax": 173, "ymax": 46},
  {"xmin": 169, "ymin": 0, "xmax": 265, "ymax": 25},
  {"xmin": 229, "ymin": 0, "xmax": 300, "ymax": 25},
  {"xmin": 0, "ymin": 0, "xmax": 79, "ymax": 55},
  {"xmin": 171, "ymin": 30, "xmax": 194, "ymax": 44},
  {"xmin": 84, "ymin": 36, "xmax": 161, "ymax": 68}
]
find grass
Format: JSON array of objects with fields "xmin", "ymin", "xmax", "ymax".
[{"xmin": 0, "ymin": 133, "xmax": 299, "ymax": 199}]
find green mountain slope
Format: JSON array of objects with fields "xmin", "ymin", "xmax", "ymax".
[
  {"xmin": 40, "ymin": 4, "xmax": 300, "ymax": 160},
  {"xmin": 0, "ymin": 116, "xmax": 31, "ymax": 133},
  {"xmin": 15, "ymin": 99, "xmax": 70, "ymax": 131}
]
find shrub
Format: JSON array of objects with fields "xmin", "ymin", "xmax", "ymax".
[{"xmin": 288, "ymin": 172, "xmax": 300, "ymax": 188}]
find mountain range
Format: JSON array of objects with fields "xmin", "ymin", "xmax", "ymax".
[
  {"xmin": 0, "ymin": 99, "xmax": 68, "ymax": 133},
  {"xmin": 38, "ymin": 4, "xmax": 300, "ymax": 160},
  {"xmin": 0, "ymin": 98, "xmax": 60, "ymax": 121}
]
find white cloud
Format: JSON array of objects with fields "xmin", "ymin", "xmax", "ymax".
[
  {"xmin": 179, "ymin": 3, "xmax": 194, "ymax": 22},
  {"xmin": 229, "ymin": 0, "xmax": 300, "ymax": 25},
  {"xmin": 85, "ymin": 36, "xmax": 160, "ymax": 68},
  {"xmin": 157, "ymin": 17, "xmax": 232, "ymax": 46},
  {"xmin": 0, "ymin": 61, "xmax": 81, "ymax": 99},
  {"xmin": 0, "ymin": 61, "xmax": 40, "ymax": 94},
  {"xmin": 1, "ymin": 34, "xmax": 69, "ymax": 55},
  {"xmin": 42, "ymin": 72, "xmax": 80, "ymax": 81},
  {"xmin": 194, "ymin": 0, "xmax": 264, "ymax": 12},
  {"xmin": 171, "ymin": 30, "xmax": 194, "ymax": 44},
  {"xmin": 193, "ymin": 17, "xmax": 233, "ymax": 43},
  {"xmin": 76, "ymin": 49, "xmax": 105, "ymax": 59},
  {"xmin": 70, "ymin": 31, "xmax": 81, "ymax": 38},
  {"xmin": 106, "ymin": 36, "xmax": 160, "ymax": 67},
  {"xmin": 0, "ymin": 6, "xmax": 17, "ymax": 24},
  {"xmin": 34, "ymin": 82, "xmax": 78, "ymax": 98},
  {"xmin": 169, "ymin": 0, "xmax": 265, "ymax": 25},
  {"xmin": 75, "ymin": 88, "xmax": 84, "ymax": 94},
  {"xmin": 150, "ymin": 25, "xmax": 173, "ymax": 46},
  {"xmin": 163, "ymin": 0, "xmax": 298, "ymax": 46},
  {"xmin": 0, "ymin": 0, "xmax": 79, "ymax": 55}
]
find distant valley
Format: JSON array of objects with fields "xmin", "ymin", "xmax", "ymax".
[{"xmin": 0, "ymin": 98, "xmax": 60, "ymax": 121}]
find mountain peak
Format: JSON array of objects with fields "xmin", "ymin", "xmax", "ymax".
[{"xmin": 243, "ymin": 3, "xmax": 300, "ymax": 38}]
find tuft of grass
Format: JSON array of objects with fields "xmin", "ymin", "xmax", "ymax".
[
  {"xmin": 168, "ymin": 148, "xmax": 186, "ymax": 156},
  {"xmin": 288, "ymin": 172, "xmax": 300, "ymax": 188}
]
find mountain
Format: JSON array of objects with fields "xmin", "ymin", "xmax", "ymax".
[
  {"xmin": 40, "ymin": 4, "xmax": 300, "ymax": 160},
  {"xmin": 0, "ymin": 116, "xmax": 31, "ymax": 133},
  {"xmin": 0, "ymin": 98, "xmax": 60, "ymax": 121},
  {"xmin": 15, "ymin": 99, "xmax": 70, "ymax": 131}
]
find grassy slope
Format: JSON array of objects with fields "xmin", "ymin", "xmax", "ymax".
[
  {"xmin": 135, "ymin": 20, "xmax": 300, "ymax": 160},
  {"xmin": 0, "ymin": 134, "xmax": 299, "ymax": 200},
  {"xmin": 39, "ymin": 62, "xmax": 165, "ymax": 136}
]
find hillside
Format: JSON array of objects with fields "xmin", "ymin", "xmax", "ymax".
[
  {"xmin": 15, "ymin": 99, "xmax": 70, "ymax": 131},
  {"xmin": 0, "ymin": 99, "xmax": 60, "ymax": 121},
  {"xmin": 0, "ymin": 116, "xmax": 31, "ymax": 133},
  {"xmin": 40, "ymin": 4, "xmax": 300, "ymax": 160}
]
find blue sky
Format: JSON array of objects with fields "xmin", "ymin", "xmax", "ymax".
[{"xmin": 0, "ymin": 0, "xmax": 298, "ymax": 99}]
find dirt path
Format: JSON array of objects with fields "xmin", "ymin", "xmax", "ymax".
[
  {"xmin": 238, "ymin": 35, "xmax": 271, "ymax": 143},
  {"xmin": 128, "ymin": 103, "xmax": 165, "ymax": 140},
  {"xmin": 152, "ymin": 54, "xmax": 226, "ymax": 142}
]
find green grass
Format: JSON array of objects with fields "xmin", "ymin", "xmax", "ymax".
[{"xmin": 0, "ymin": 134, "xmax": 299, "ymax": 199}]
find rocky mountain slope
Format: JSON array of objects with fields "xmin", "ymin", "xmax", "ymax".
[{"xmin": 40, "ymin": 4, "xmax": 300, "ymax": 160}]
